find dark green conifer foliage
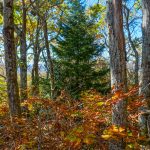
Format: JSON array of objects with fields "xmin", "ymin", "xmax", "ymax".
[{"xmin": 53, "ymin": 0, "xmax": 110, "ymax": 98}]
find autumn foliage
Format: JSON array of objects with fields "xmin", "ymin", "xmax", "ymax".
[{"xmin": 0, "ymin": 87, "xmax": 145, "ymax": 149}]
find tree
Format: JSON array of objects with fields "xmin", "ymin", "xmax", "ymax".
[
  {"xmin": 106, "ymin": 0, "xmax": 127, "ymax": 149},
  {"xmin": 29, "ymin": 0, "xmax": 45, "ymax": 97},
  {"xmin": 43, "ymin": 15, "xmax": 55, "ymax": 99},
  {"xmin": 140, "ymin": 0, "xmax": 150, "ymax": 148},
  {"xmin": 20, "ymin": 0, "xmax": 27, "ymax": 101},
  {"xmin": 123, "ymin": 4, "xmax": 139, "ymax": 85},
  {"xmin": 54, "ymin": 0, "xmax": 108, "ymax": 98},
  {"xmin": 3, "ymin": 0, "xmax": 21, "ymax": 116},
  {"xmin": 29, "ymin": 0, "xmax": 64, "ymax": 98},
  {"xmin": 31, "ymin": 16, "xmax": 40, "ymax": 96}
]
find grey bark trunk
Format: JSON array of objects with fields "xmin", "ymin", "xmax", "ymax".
[
  {"xmin": 140, "ymin": 1, "xmax": 150, "ymax": 148},
  {"xmin": 43, "ymin": 19, "xmax": 55, "ymax": 99},
  {"xmin": 106, "ymin": 0, "xmax": 127, "ymax": 149},
  {"xmin": 3, "ymin": 0, "xmax": 21, "ymax": 116},
  {"xmin": 141, "ymin": 0, "xmax": 150, "ymax": 108},
  {"xmin": 20, "ymin": 0, "xmax": 27, "ymax": 101}
]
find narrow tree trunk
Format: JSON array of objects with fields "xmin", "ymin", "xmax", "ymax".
[
  {"xmin": 43, "ymin": 19, "xmax": 55, "ymax": 99},
  {"xmin": 140, "ymin": 1, "xmax": 150, "ymax": 148},
  {"xmin": 20, "ymin": 0, "xmax": 27, "ymax": 101},
  {"xmin": 42, "ymin": 50, "xmax": 50, "ymax": 79},
  {"xmin": 3, "ymin": 0, "xmax": 21, "ymax": 116},
  {"xmin": 107, "ymin": 0, "xmax": 127, "ymax": 149},
  {"xmin": 32, "ymin": 49, "xmax": 40, "ymax": 96},
  {"xmin": 124, "ymin": 6, "xmax": 139, "ymax": 85},
  {"xmin": 32, "ymin": 17, "xmax": 40, "ymax": 96}
]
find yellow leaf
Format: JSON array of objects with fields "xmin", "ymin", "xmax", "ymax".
[
  {"xmin": 97, "ymin": 102, "xmax": 104, "ymax": 106},
  {"xmin": 83, "ymin": 137, "xmax": 94, "ymax": 145},
  {"xmin": 0, "ymin": 14, "xmax": 3, "ymax": 25},
  {"xmin": 119, "ymin": 127, "xmax": 125, "ymax": 132},
  {"xmin": 101, "ymin": 134, "xmax": 112, "ymax": 140},
  {"xmin": 110, "ymin": 125, "xmax": 125, "ymax": 133},
  {"xmin": 27, "ymin": 104, "xmax": 33, "ymax": 111}
]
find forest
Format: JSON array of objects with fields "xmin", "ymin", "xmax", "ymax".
[{"xmin": 0, "ymin": 0, "xmax": 150, "ymax": 149}]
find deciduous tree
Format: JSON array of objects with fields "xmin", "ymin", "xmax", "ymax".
[
  {"xmin": 3, "ymin": 0, "xmax": 21, "ymax": 116},
  {"xmin": 140, "ymin": 0, "xmax": 150, "ymax": 149},
  {"xmin": 20, "ymin": 0, "xmax": 27, "ymax": 101},
  {"xmin": 106, "ymin": 0, "xmax": 127, "ymax": 149}
]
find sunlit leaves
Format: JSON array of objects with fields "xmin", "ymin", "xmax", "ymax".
[
  {"xmin": 83, "ymin": 134, "xmax": 96, "ymax": 145},
  {"xmin": 0, "ymin": 87, "xmax": 145, "ymax": 149},
  {"xmin": 0, "ymin": 77, "xmax": 7, "ymax": 102},
  {"xmin": 0, "ymin": 14, "xmax": 3, "ymax": 25},
  {"xmin": 87, "ymin": 3, "xmax": 106, "ymax": 29},
  {"xmin": 102, "ymin": 125, "xmax": 126, "ymax": 140},
  {"xmin": 97, "ymin": 101, "xmax": 104, "ymax": 106}
]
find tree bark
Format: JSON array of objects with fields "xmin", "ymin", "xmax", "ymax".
[
  {"xmin": 32, "ymin": 17, "xmax": 40, "ymax": 96},
  {"xmin": 3, "ymin": 0, "xmax": 21, "ymax": 116},
  {"xmin": 20, "ymin": 0, "xmax": 27, "ymax": 101},
  {"xmin": 140, "ymin": 1, "xmax": 150, "ymax": 148},
  {"xmin": 141, "ymin": 0, "xmax": 150, "ymax": 108},
  {"xmin": 43, "ymin": 19, "xmax": 55, "ymax": 99},
  {"xmin": 32, "ymin": 50, "xmax": 40, "ymax": 97},
  {"xmin": 107, "ymin": 0, "xmax": 127, "ymax": 149}
]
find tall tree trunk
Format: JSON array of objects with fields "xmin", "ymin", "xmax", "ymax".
[
  {"xmin": 32, "ymin": 50, "xmax": 40, "ymax": 97},
  {"xmin": 20, "ymin": 0, "xmax": 27, "ymax": 101},
  {"xmin": 42, "ymin": 50, "xmax": 50, "ymax": 79},
  {"xmin": 43, "ymin": 19, "xmax": 55, "ymax": 99},
  {"xmin": 32, "ymin": 17, "xmax": 40, "ymax": 96},
  {"xmin": 3, "ymin": 0, "xmax": 21, "ymax": 116},
  {"xmin": 140, "ymin": 1, "xmax": 150, "ymax": 149},
  {"xmin": 107, "ymin": 0, "xmax": 127, "ymax": 149},
  {"xmin": 124, "ymin": 6, "xmax": 139, "ymax": 85}
]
